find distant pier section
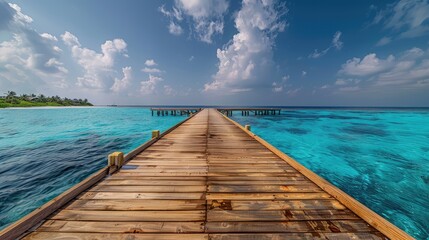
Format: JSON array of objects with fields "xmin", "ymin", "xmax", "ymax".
[
  {"xmin": 218, "ymin": 107, "xmax": 282, "ymax": 116},
  {"xmin": 151, "ymin": 107, "xmax": 201, "ymax": 116}
]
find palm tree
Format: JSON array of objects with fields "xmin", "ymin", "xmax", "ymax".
[{"xmin": 5, "ymin": 91, "xmax": 16, "ymax": 99}]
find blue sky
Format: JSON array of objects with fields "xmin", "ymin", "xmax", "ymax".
[{"xmin": 1, "ymin": 0, "xmax": 429, "ymax": 106}]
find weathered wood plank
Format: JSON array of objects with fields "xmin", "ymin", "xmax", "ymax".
[
  {"xmin": 78, "ymin": 192, "xmax": 205, "ymax": 200},
  {"xmin": 207, "ymin": 200, "xmax": 345, "ymax": 210},
  {"xmin": 206, "ymin": 220, "xmax": 376, "ymax": 233},
  {"xmin": 208, "ymin": 233, "xmax": 386, "ymax": 240},
  {"xmin": 66, "ymin": 199, "xmax": 206, "ymax": 210},
  {"xmin": 207, "ymin": 210, "xmax": 359, "ymax": 221},
  {"xmin": 207, "ymin": 185, "xmax": 322, "ymax": 193},
  {"xmin": 23, "ymin": 233, "xmax": 209, "ymax": 240},
  {"xmin": 50, "ymin": 210, "xmax": 205, "ymax": 221},
  {"xmin": 90, "ymin": 185, "xmax": 206, "ymax": 192},
  {"xmin": 37, "ymin": 220, "xmax": 205, "ymax": 233},
  {"xmin": 206, "ymin": 193, "xmax": 331, "ymax": 200}
]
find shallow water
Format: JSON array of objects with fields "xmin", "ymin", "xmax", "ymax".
[
  {"xmin": 0, "ymin": 107, "xmax": 186, "ymax": 230},
  {"xmin": 232, "ymin": 109, "xmax": 429, "ymax": 240}
]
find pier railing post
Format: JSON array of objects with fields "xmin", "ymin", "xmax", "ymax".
[
  {"xmin": 245, "ymin": 125, "xmax": 251, "ymax": 131},
  {"xmin": 107, "ymin": 151, "xmax": 124, "ymax": 174},
  {"xmin": 152, "ymin": 130, "xmax": 160, "ymax": 139}
]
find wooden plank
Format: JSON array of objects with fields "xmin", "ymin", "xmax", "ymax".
[
  {"xmin": 78, "ymin": 192, "xmax": 205, "ymax": 200},
  {"xmin": 207, "ymin": 185, "xmax": 322, "ymax": 193},
  {"xmin": 206, "ymin": 192, "xmax": 332, "ymax": 200},
  {"xmin": 90, "ymin": 185, "xmax": 206, "ymax": 192},
  {"xmin": 99, "ymin": 180, "xmax": 206, "ymax": 186},
  {"xmin": 206, "ymin": 220, "xmax": 376, "ymax": 233},
  {"xmin": 207, "ymin": 210, "xmax": 359, "ymax": 221},
  {"xmin": 207, "ymin": 200, "xmax": 346, "ymax": 210},
  {"xmin": 208, "ymin": 233, "xmax": 386, "ymax": 240},
  {"xmin": 50, "ymin": 210, "xmax": 205, "ymax": 221},
  {"xmin": 66, "ymin": 199, "xmax": 206, "ymax": 210},
  {"xmin": 23, "ymin": 233, "xmax": 209, "ymax": 240},
  {"xmin": 37, "ymin": 220, "xmax": 205, "ymax": 233}
]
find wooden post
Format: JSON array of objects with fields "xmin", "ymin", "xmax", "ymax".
[
  {"xmin": 245, "ymin": 125, "xmax": 251, "ymax": 131},
  {"xmin": 107, "ymin": 151, "xmax": 124, "ymax": 174},
  {"xmin": 152, "ymin": 130, "xmax": 160, "ymax": 139}
]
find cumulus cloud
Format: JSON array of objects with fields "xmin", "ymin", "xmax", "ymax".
[
  {"xmin": 142, "ymin": 67, "xmax": 161, "ymax": 73},
  {"xmin": 160, "ymin": 0, "xmax": 229, "ymax": 43},
  {"xmin": 61, "ymin": 31, "xmax": 127, "ymax": 89},
  {"xmin": 140, "ymin": 74, "xmax": 163, "ymax": 94},
  {"xmin": 373, "ymin": 0, "xmax": 429, "ymax": 38},
  {"xmin": 144, "ymin": 59, "xmax": 157, "ymax": 66},
  {"xmin": 0, "ymin": 2, "xmax": 67, "ymax": 88},
  {"xmin": 61, "ymin": 31, "xmax": 80, "ymax": 46},
  {"xmin": 205, "ymin": 0, "xmax": 286, "ymax": 92},
  {"xmin": 111, "ymin": 66, "xmax": 132, "ymax": 92},
  {"xmin": 339, "ymin": 53, "xmax": 395, "ymax": 76},
  {"xmin": 338, "ymin": 47, "xmax": 429, "ymax": 88},
  {"xmin": 309, "ymin": 31, "xmax": 343, "ymax": 59}
]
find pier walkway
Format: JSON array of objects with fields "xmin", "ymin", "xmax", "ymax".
[{"xmin": 2, "ymin": 109, "xmax": 411, "ymax": 239}]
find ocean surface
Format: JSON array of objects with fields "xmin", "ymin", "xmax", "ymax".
[
  {"xmin": 0, "ymin": 107, "xmax": 186, "ymax": 230},
  {"xmin": 232, "ymin": 109, "xmax": 429, "ymax": 240}
]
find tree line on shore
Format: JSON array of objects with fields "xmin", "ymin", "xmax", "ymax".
[{"xmin": 1, "ymin": 91, "xmax": 93, "ymax": 107}]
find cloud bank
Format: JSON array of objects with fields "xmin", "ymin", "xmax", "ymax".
[{"xmin": 204, "ymin": 0, "xmax": 287, "ymax": 92}]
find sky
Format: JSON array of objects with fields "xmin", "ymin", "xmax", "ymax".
[{"xmin": 1, "ymin": 0, "xmax": 429, "ymax": 106}]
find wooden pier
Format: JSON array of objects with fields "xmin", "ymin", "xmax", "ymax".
[
  {"xmin": 0, "ymin": 109, "xmax": 413, "ymax": 240},
  {"xmin": 218, "ymin": 108, "xmax": 282, "ymax": 116},
  {"xmin": 151, "ymin": 108, "xmax": 201, "ymax": 116}
]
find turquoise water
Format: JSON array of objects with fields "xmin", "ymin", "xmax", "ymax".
[
  {"xmin": 232, "ymin": 109, "xmax": 429, "ymax": 240},
  {"xmin": 0, "ymin": 107, "xmax": 186, "ymax": 230}
]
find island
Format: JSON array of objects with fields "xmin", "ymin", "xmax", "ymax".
[{"xmin": 0, "ymin": 91, "xmax": 93, "ymax": 108}]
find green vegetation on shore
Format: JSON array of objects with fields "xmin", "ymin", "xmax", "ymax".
[{"xmin": 0, "ymin": 91, "xmax": 93, "ymax": 108}]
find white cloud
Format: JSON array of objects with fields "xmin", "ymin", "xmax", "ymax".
[
  {"xmin": 142, "ymin": 67, "xmax": 161, "ymax": 73},
  {"xmin": 272, "ymin": 75, "xmax": 289, "ymax": 92},
  {"xmin": 339, "ymin": 53, "xmax": 395, "ymax": 76},
  {"xmin": 61, "ymin": 31, "xmax": 128, "ymax": 89},
  {"xmin": 168, "ymin": 21, "xmax": 183, "ymax": 35},
  {"xmin": 205, "ymin": 0, "xmax": 286, "ymax": 92},
  {"xmin": 140, "ymin": 74, "xmax": 163, "ymax": 94},
  {"xmin": 144, "ymin": 59, "xmax": 157, "ymax": 66},
  {"xmin": 160, "ymin": 0, "xmax": 229, "ymax": 43},
  {"xmin": 272, "ymin": 82, "xmax": 283, "ymax": 92},
  {"xmin": 61, "ymin": 31, "xmax": 80, "ymax": 46},
  {"xmin": 0, "ymin": 3, "xmax": 68, "ymax": 88},
  {"xmin": 338, "ymin": 47, "xmax": 429, "ymax": 88},
  {"xmin": 40, "ymin": 33, "xmax": 58, "ymax": 41},
  {"xmin": 332, "ymin": 31, "xmax": 343, "ymax": 50},
  {"xmin": 374, "ymin": 0, "xmax": 429, "ymax": 38},
  {"xmin": 309, "ymin": 31, "xmax": 342, "ymax": 58},
  {"xmin": 8, "ymin": 3, "xmax": 33, "ymax": 24},
  {"xmin": 111, "ymin": 66, "xmax": 132, "ymax": 92},
  {"xmin": 376, "ymin": 36, "xmax": 391, "ymax": 46}
]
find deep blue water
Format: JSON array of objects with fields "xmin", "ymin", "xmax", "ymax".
[
  {"xmin": 0, "ymin": 107, "xmax": 186, "ymax": 230},
  {"xmin": 232, "ymin": 109, "xmax": 429, "ymax": 240}
]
